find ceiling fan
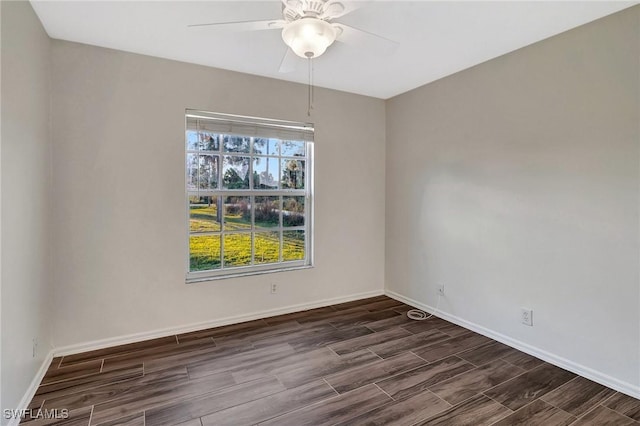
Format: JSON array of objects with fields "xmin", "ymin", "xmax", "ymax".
[{"xmin": 189, "ymin": 0, "xmax": 397, "ymax": 73}]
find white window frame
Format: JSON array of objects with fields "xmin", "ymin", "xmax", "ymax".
[{"xmin": 185, "ymin": 110, "xmax": 314, "ymax": 283}]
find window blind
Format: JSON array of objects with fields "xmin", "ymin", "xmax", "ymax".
[{"xmin": 186, "ymin": 110, "xmax": 314, "ymax": 142}]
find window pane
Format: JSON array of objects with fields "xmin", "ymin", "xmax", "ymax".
[
  {"xmin": 255, "ymin": 196, "xmax": 280, "ymax": 228},
  {"xmin": 253, "ymin": 138, "xmax": 279, "ymax": 156},
  {"xmin": 254, "ymin": 232, "xmax": 280, "ymax": 264},
  {"xmin": 223, "ymin": 196, "xmax": 251, "ymax": 231},
  {"xmin": 283, "ymin": 196, "xmax": 304, "ymax": 227},
  {"xmin": 187, "ymin": 130, "xmax": 199, "ymax": 151},
  {"xmin": 190, "ymin": 235, "xmax": 221, "ymax": 271},
  {"xmin": 224, "ymin": 233, "xmax": 252, "ymax": 267},
  {"xmin": 189, "ymin": 196, "xmax": 221, "ymax": 232},
  {"xmin": 253, "ymin": 157, "xmax": 279, "ymax": 190},
  {"xmin": 187, "ymin": 131, "xmax": 220, "ymax": 151},
  {"xmin": 281, "ymin": 140, "xmax": 305, "ymax": 157},
  {"xmin": 187, "ymin": 154, "xmax": 219, "ymax": 190},
  {"xmin": 283, "ymin": 230, "xmax": 305, "ymax": 261},
  {"xmin": 281, "ymin": 159, "xmax": 305, "ymax": 189},
  {"xmin": 223, "ymin": 135, "xmax": 250, "ymax": 153},
  {"xmin": 186, "ymin": 153, "xmax": 199, "ymax": 190},
  {"xmin": 223, "ymin": 156, "xmax": 250, "ymax": 189},
  {"xmin": 200, "ymin": 155, "xmax": 220, "ymax": 190},
  {"xmin": 201, "ymin": 133, "xmax": 221, "ymax": 151}
]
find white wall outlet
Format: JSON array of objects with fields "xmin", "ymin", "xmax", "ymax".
[
  {"xmin": 521, "ymin": 308, "xmax": 533, "ymax": 326},
  {"xmin": 270, "ymin": 283, "xmax": 277, "ymax": 294},
  {"xmin": 437, "ymin": 283, "xmax": 445, "ymax": 296},
  {"xmin": 32, "ymin": 338, "xmax": 38, "ymax": 358}
]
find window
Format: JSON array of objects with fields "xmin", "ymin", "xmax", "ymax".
[{"xmin": 185, "ymin": 110, "xmax": 314, "ymax": 282}]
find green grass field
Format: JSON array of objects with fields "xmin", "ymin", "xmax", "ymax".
[{"xmin": 189, "ymin": 204, "xmax": 305, "ymax": 271}]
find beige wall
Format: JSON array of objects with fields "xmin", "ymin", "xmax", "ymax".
[
  {"xmin": 50, "ymin": 40, "xmax": 386, "ymax": 348},
  {"xmin": 1, "ymin": 0, "xmax": 53, "ymax": 418},
  {"xmin": 386, "ymin": 6, "xmax": 640, "ymax": 394}
]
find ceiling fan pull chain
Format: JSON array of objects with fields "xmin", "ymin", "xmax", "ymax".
[{"xmin": 307, "ymin": 57, "xmax": 314, "ymax": 116}]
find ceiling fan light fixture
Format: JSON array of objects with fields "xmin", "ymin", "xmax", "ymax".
[{"xmin": 282, "ymin": 17, "xmax": 337, "ymax": 59}]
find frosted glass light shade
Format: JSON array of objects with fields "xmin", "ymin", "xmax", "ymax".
[{"xmin": 282, "ymin": 18, "xmax": 338, "ymax": 59}]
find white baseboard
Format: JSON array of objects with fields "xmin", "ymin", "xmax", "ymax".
[
  {"xmin": 385, "ymin": 289, "xmax": 640, "ymax": 400},
  {"xmin": 8, "ymin": 349, "xmax": 55, "ymax": 426},
  {"xmin": 54, "ymin": 289, "xmax": 384, "ymax": 357}
]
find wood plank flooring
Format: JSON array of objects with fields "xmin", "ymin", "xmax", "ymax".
[{"xmin": 22, "ymin": 296, "xmax": 640, "ymax": 425}]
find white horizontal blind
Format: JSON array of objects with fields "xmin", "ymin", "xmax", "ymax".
[{"xmin": 186, "ymin": 110, "xmax": 314, "ymax": 142}]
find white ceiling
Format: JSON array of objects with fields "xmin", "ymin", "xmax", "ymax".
[{"xmin": 30, "ymin": 1, "xmax": 636, "ymax": 99}]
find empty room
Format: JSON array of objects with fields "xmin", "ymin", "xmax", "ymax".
[{"xmin": 1, "ymin": 0, "xmax": 639, "ymax": 424}]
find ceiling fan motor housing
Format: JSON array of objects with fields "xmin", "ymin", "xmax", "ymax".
[{"xmin": 283, "ymin": 0, "xmax": 329, "ymax": 21}]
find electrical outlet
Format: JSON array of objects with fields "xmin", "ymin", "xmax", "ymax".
[
  {"xmin": 437, "ymin": 284, "xmax": 445, "ymax": 296},
  {"xmin": 521, "ymin": 308, "xmax": 533, "ymax": 326},
  {"xmin": 32, "ymin": 338, "xmax": 38, "ymax": 358},
  {"xmin": 271, "ymin": 283, "xmax": 277, "ymax": 294}
]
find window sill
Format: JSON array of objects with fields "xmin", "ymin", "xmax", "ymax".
[{"xmin": 185, "ymin": 264, "xmax": 314, "ymax": 284}]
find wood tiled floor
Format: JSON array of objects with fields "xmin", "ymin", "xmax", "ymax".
[{"xmin": 24, "ymin": 296, "xmax": 640, "ymax": 425}]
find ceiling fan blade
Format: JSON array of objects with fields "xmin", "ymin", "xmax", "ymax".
[
  {"xmin": 323, "ymin": 0, "xmax": 371, "ymax": 19},
  {"xmin": 188, "ymin": 19, "xmax": 285, "ymax": 32},
  {"xmin": 333, "ymin": 23, "xmax": 398, "ymax": 55},
  {"xmin": 279, "ymin": 48, "xmax": 299, "ymax": 73}
]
